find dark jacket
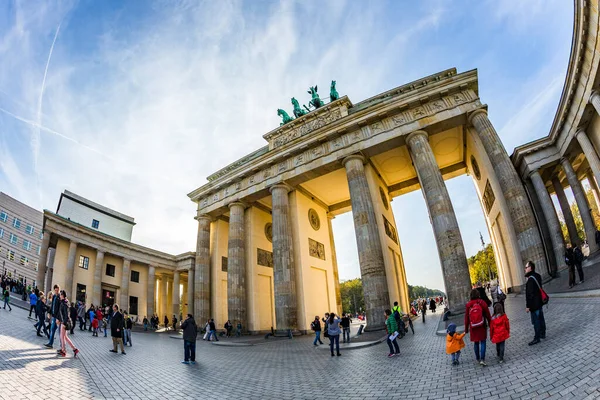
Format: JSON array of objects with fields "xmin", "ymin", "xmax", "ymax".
[
  {"xmin": 125, "ymin": 318, "xmax": 133, "ymax": 330},
  {"xmin": 340, "ymin": 316, "xmax": 350, "ymax": 328},
  {"xmin": 50, "ymin": 294, "xmax": 60, "ymax": 317},
  {"xmin": 57, "ymin": 299, "xmax": 70, "ymax": 324},
  {"xmin": 476, "ymin": 287, "xmax": 492, "ymax": 307},
  {"xmin": 35, "ymin": 300, "xmax": 46, "ymax": 319},
  {"xmin": 111, "ymin": 311, "xmax": 124, "ymax": 337},
  {"xmin": 525, "ymin": 271, "xmax": 544, "ymax": 312},
  {"xmin": 181, "ymin": 317, "xmax": 198, "ymax": 342},
  {"xmin": 565, "ymin": 248, "xmax": 575, "ymax": 266},
  {"xmin": 311, "ymin": 319, "xmax": 321, "ymax": 331},
  {"xmin": 209, "ymin": 321, "xmax": 216, "ymax": 331},
  {"xmin": 69, "ymin": 305, "xmax": 77, "ymax": 323},
  {"xmin": 573, "ymin": 247, "xmax": 584, "ymax": 264}
]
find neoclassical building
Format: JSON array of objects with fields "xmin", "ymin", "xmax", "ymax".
[{"xmin": 37, "ymin": 0, "xmax": 599, "ymax": 333}]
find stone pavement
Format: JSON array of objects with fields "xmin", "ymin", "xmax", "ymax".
[
  {"xmin": 544, "ymin": 253, "xmax": 600, "ymax": 294},
  {"xmin": 1, "ymin": 297, "xmax": 599, "ymax": 400}
]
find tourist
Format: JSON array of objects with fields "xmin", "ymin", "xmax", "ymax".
[
  {"xmin": 224, "ymin": 320, "xmax": 232, "ymax": 337},
  {"xmin": 420, "ymin": 300, "xmax": 427, "ymax": 323},
  {"xmin": 445, "ymin": 322, "xmax": 465, "ymax": 366},
  {"xmin": 464, "ymin": 288, "xmax": 491, "ymax": 366},
  {"xmin": 28, "ymin": 289, "xmax": 37, "ymax": 318},
  {"xmin": 124, "ymin": 312, "xmax": 133, "ymax": 346},
  {"xmin": 164, "ymin": 315, "xmax": 169, "ymax": 331},
  {"xmin": 102, "ymin": 317, "xmax": 108, "ymax": 337},
  {"xmin": 206, "ymin": 318, "xmax": 218, "ymax": 341},
  {"xmin": 91, "ymin": 313, "xmax": 99, "ymax": 336},
  {"xmin": 384, "ymin": 309, "xmax": 400, "ymax": 357},
  {"xmin": 491, "ymin": 280, "xmax": 506, "ymax": 309},
  {"xmin": 69, "ymin": 301, "xmax": 77, "ymax": 335},
  {"xmin": 475, "ymin": 283, "xmax": 492, "ymax": 308},
  {"xmin": 35, "ymin": 293, "xmax": 48, "ymax": 337},
  {"xmin": 525, "ymin": 261, "xmax": 546, "ymax": 345},
  {"xmin": 490, "ymin": 303, "xmax": 510, "ymax": 363},
  {"xmin": 86, "ymin": 304, "xmax": 95, "ymax": 331},
  {"xmin": 172, "ymin": 315, "xmax": 178, "ymax": 332},
  {"xmin": 88, "ymin": 306, "xmax": 96, "ymax": 333},
  {"xmin": 57, "ymin": 290, "xmax": 79, "ymax": 358},
  {"xmin": 311, "ymin": 315, "xmax": 323, "ymax": 346},
  {"xmin": 2, "ymin": 285, "xmax": 12, "ymax": 311},
  {"xmin": 391, "ymin": 302, "xmax": 405, "ymax": 337},
  {"xmin": 181, "ymin": 313, "xmax": 198, "ymax": 364},
  {"xmin": 326, "ymin": 313, "xmax": 341, "ymax": 357},
  {"xmin": 202, "ymin": 319, "xmax": 210, "ymax": 340},
  {"xmin": 77, "ymin": 302, "xmax": 86, "ymax": 330},
  {"xmin": 573, "ymin": 244, "xmax": 585, "ymax": 284},
  {"xmin": 236, "ymin": 321, "xmax": 242, "ymax": 337},
  {"xmin": 95, "ymin": 307, "xmax": 104, "ymax": 334},
  {"xmin": 565, "ymin": 243, "xmax": 576, "ymax": 289},
  {"xmin": 109, "ymin": 304, "xmax": 126, "ymax": 355},
  {"xmin": 44, "ymin": 285, "xmax": 60, "ymax": 349},
  {"xmin": 429, "ymin": 298, "xmax": 436, "ymax": 313},
  {"xmin": 341, "ymin": 313, "xmax": 351, "ymax": 343},
  {"xmin": 143, "ymin": 316, "xmax": 149, "ymax": 331}
]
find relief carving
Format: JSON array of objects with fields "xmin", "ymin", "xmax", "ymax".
[
  {"xmin": 309, "ymin": 238, "xmax": 326, "ymax": 260},
  {"xmin": 391, "ymin": 114, "xmax": 406, "ymax": 125},
  {"xmin": 257, "ymin": 248, "xmax": 273, "ymax": 268},
  {"xmin": 483, "ymin": 179, "xmax": 495, "ymax": 214},
  {"xmin": 413, "ymin": 107, "xmax": 426, "ymax": 118},
  {"xmin": 221, "ymin": 256, "xmax": 228, "ymax": 272},
  {"xmin": 270, "ymin": 107, "xmax": 344, "ymax": 148},
  {"xmin": 383, "ymin": 215, "xmax": 398, "ymax": 244},
  {"xmin": 370, "ymin": 122, "xmax": 384, "ymax": 134}
]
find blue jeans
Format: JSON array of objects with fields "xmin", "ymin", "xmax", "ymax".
[
  {"xmin": 207, "ymin": 330, "xmax": 218, "ymax": 341},
  {"xmin": 329, "ymin": 334, "xmax": 340, "ymax": 355},
  {"xmin": 343, "ymin": 327, "xmax": 351, "ymax": 342},
  {"xmin": 124, "ymin": 329, "xmax": 131, "ymax": 345},
  {"xmin": 37, "ymin": 315, "xmax": 48, "ymax": 336},
  {"xmin": 496, "ymin": 341, "xmax": 505, "ymax": 359},
  {"xmin": 451, "ymin": 351, "xmax": 461, "ymax": 363},
  {"xmin": 530, "ymin": 309, "xmax": 546, "ymax": 340},
  {"xmin": 473, "ymin": 340, "xmax": 486, "ymax": 361},
  {"xmin": 313, "ymin": 330, "xmax": 322, "ymax": 345},
  {"xmin": 47, "ymin": 318, "xmax": 58, "ymax": 346},
  {"xmin": 3, "ymin": 298, "xmax": 11, "ymax": 311},
  {"xmin": 184, "ymin": 340, "xmax": 196, "ymax": 362}
]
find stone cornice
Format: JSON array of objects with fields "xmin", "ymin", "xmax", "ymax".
[{"xmin": 188, "ymin": 69, "xmax": 480, "ymax": 210}]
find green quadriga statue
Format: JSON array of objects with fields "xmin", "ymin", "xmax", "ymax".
[
  {"xmin": 292, "ymin": 97, "xmax": 307, "ymax": 118},
  {"xmin": 278, "ymin": 108, "xmax": 293, "ymax": 126},
  {"xmin": 308, "ymin": 86, "xmax": 324, "ymax": 109},
  {"xmin": 330, "ymin": 80, "xmax": 338, "ymax": 101}
]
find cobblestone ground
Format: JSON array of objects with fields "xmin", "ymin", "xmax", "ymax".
[{"xmin": 1, "ymin": 297, "xmax": 599, "ymax": 400}]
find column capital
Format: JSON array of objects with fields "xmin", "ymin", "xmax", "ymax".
[
  {"xmin": 528, "ymin": 168, "xmax": 541, "ymax": 179},
  {"xmin": 467, "ymin": 108, "xmax": 488, "ymax": 125},
  {"xmin": 227, "ymin": 201, "xmax": 247, "ymax": 210},
  {"xmin": 326, "ymin": 212, "xmax": 335, "ymax": 220},
  {"xmin": 342, "ymin": 154, "xmax": 365, "ymax": 167},
  {"xmin": 269, "ymin": 183, "xmax": 293, "ymax": 194},
  {"xmin": 575, "ymin": 129, "xmax": 587, "ymax": 138},
  {"xmin": 405, "ymin": 130, "xmax": 429, "ymax": 145},
  {"xmin": 122, "ymin": 258, "xmax": 131, "ymax": 264},
  {"xmin": 590, "ymin": 90, "xmax": 600, "ymax": 103},
  {"xmin": 559, "ymin": 156, "xmax": 572, "ymax": 167},
  {"xmin": 194, "ymin": 213, "xmax": 213, "ymax": 222}
]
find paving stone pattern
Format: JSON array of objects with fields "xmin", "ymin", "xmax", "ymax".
[{"xmin": 0, "ymin": 297, "xmax": 599, "ymax": 399}]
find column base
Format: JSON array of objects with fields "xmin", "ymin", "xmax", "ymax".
[
  {"xmin": 273, "ymin": 329, "xmax": 303, "ymax": 337},
  {"xmin": 363, "ymin": 324, "xmax": 386, "ymax": 332}
]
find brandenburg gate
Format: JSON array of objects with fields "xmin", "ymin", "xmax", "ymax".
[{"xmin": 188, "ymin": 68, "xmax": 548, "ymax": 333}]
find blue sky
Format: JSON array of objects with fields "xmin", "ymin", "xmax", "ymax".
[{"xmin": 0, "ymin": 1, "xmax": 573, "ymax": 292}]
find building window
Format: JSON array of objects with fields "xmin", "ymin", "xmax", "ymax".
[
  {"xmin": 26, "ymin": 225, "xmax": 34, "ymax": 235},
  {"xmin": 129, "ymin": 296, "xmax": 138, "ymax": 315},
  {"xmin": 78, "ymin": 255, "xmax": 89, "ymax": 270},
  {"xmin": 92, "ymin": 219, "xmax": 100, "ymax": 229},
  {"xmin": 130, "ymin": 270, "xmax": 140, "ymax": 283},
  {"xmin": 23, "ymin": 240, "xmax": 31, "ymax": 251},
  {"xmin": 9, "ymin": 233, "xmax": 17, "ymax": 245},
  {"xmin": 37, "ymin": 245, "xmax": 41, "ymax": 255},
  {"xmin": 13, "ymin": 218, "xmax": 21, "ymax": 229},
  {"xmin": 20, "ymin": 255, "xmax": 28, "ymax": 266},
  {"xmin": 0, "ymin": 211, "xmax": 7, "ymax": 222},
  {"xmin": 6, "ymin": 250, "xmax": 15, "ymax": 261},
  {"xmin": 34, "ymin": 262, "xmax": 38, "ymax": 271},
  {"xmin": 106, "ymin": 264, "xmax": 116, "ymax": 277},
  {"xmin": 0, "ymin": 228, "xmax": 3, "ymax": 238},
  {"xmin": 39, "ymin": 232, "xmax": 43, "ymax": 240}
]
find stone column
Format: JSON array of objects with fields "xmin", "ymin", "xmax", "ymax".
[
  {"xmin": 227, "ymin": 202, "xmax": 247, "ymax": 331},
  {"xmin": 45, "ymin": 248, "xmax": 55, "ymax": 293},
  {"xmin": 552, "ymin": 178, "xmax": 580, "ymax": 245},
  {"xmin": 586, "ymin": 170, "xmax": 600, "ymax": 210},
  {"xmin": 147, "ymin": 266, "xmax": 156, "ymax": 317},
  {"xmin": 406, "ymin": 131, "xmax": 472, "ymax": 312},
  {"xmin": 172, "ymin": 271, "xmax": 180, "ymax": 317},
  {"xmin": 120, "ymin": 259, "xmax": 131, "ymax": 312},
  {"xmin": 343, "ymin": 155, "xmax": 389, "ymax": 330},
  {"xmin": 576, "ymin": 130, "xmax": 600, "ymax": 191},
  {"xmin": 187, "ymin": 268, "xmax": 194, "ymax": 316},
  {"xmin": 561, "ymin": 157, "xmax": 598, "ymax": 253},
  {"xmin": 270, "ymin": 184, "xmax": 298, "ymax": 333},
  {"xmin": 64, "ymin": 240, "xmax": 78, "ymax": 298},
  {"xmin": 469, "ymin": 109, "xmax": 546, "ymax": 270},
  {"xmin": 530, "ymin": 170, "xmax": 564, "ymax": 278},
  {"xmin": 36, "ymin": 231, "xmax": 51, "ymax": 291},
  {"xmin": 92, "ymin": 250, "xmax": 105, "ymax": 307},
  {"xmin": 160, "ymin": 277, "xmax": 168, "ymax": 320},
  {"xmin": 327, "ymin": 214, "xmax": 343, "ymax": 316},
  {"xmin": 194, "ymin": 215, "xmax": 212, "ymax": 326},
  {"xmin": 590, "ymin": 91, "xmax": 600, "ymax": 116}
]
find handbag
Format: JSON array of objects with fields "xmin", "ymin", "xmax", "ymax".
[
  {"xmin": 65, "ymin": 318, "xmax": 73, "ymax": 331},
  {"xmin": 323, "ymin": 330, "xmax": 330, "ymax": 338},
  {"xmin": 529, "ymin": 276, "xmax": 549, "ymax": 305}
]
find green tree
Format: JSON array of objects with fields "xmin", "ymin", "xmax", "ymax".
[
  {"xmin": 339, "ymin": 278, "xmax": 364, "ymax": 314},
  {"xmin": 407, "ymin": 285, "xmax": 445, "ymax": 301},
  {"xmin": 558, "ymin": 186, "xmax": 600, "ymax": 244},
  {"xmin": 467, "ymin": 243, "xmax": 497, "ymax": 284}
]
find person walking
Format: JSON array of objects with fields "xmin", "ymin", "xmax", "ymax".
[
  {"xmin": 57, "ymin": 290, "xmax": 79, "ymax": 358},
  {"xmin": 464, "ymin": 288, "xmax": 492, "ymax": 366},
  {"xmin": 445, "ymin": 323, "xmax": 465, "ymax": 365},
  {"xmin": 44, "ymin": 285, "xmax": 61, "ymax": 349},
  {"xmin": 341, "ymin": 313, "xmax": 351, "ymax": 343},
  {"xmin": 420, "ymin": 299, "xmax": 427, "ymax": 323},
  {"xmin": 311, "ymin": 315, "xmax": 324, "ymax": 346},
  {"xmin": 109, "ymin": 304, "xmax": 126, "ymax": 355},
  {"xmin": 35, "ymin": 293, "xmax": 48, "ymax": 337},
  {"xmin": 69, "ymin": 302, "xmax": 77, "ymax": 335},
  {"xmin": 207, "ymin": 319, "xmax": 219, "ymax": 342},
  {"xmin": 429, "ymin": 298, "xmax": 437, "ymax": 314},
  {"xmin": 86, "ymin": 304, "xmax": 95, "ymax": 332},
  {"xmin": 565, "ymin": 243, "xmax": 576, "ymax": 289},
  {"xmin": 3, "ymin": 286, "xmax": 12, "ymax": 311},
  {"xmin": 77, "ymin": 302, "xmax": 86, "ymax": 331},
  {"xmin": 525, "ymin": 261, "xmax": 546, "ymax": 345},
  {"xmin": 172, "ymin": 315, "xmax": 178, "ymax": 332},
  {"xmin": 327, "ymin": 313, "xmax": 341, "ymax": 357},
  {"xmin": 143, "ymin": 316, "xmax": 149, "ymax": 331},
  {"xmin": 384, "ymin": 309, "xmax": 400, "ymax": 357},
  {"xmin": 181, "ymin": 314, "xmax": 198, "ymax": 364},
  {"xmin": 490, "ymin": 303, "xmax": 510, "ymax": 363},
  {"xmin": 124, "ymin": 312, "xmax": 133, "ymax": 346},
  {"xmin": 573, "ymin": 244, "xmax": 585, "ymax": 284},
  {"xmin": 28, "ymin": 290, "xmax": 37, "ymax": 318}
]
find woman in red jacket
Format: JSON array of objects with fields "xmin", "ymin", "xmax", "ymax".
[
  {"xmin": 490, "ymin": 303, "xmax": 510, "ymax": 364},
  {"xmin": 464, "ymin": 289, "xmax": 492, "ymax": 366}
]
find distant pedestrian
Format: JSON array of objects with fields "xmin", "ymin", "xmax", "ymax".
[
  {"xmin": 109, "ymin": 304, "xmax": 126, "ymax": 355},
  {"xmin": 35, "ymin": 293, "xmax": 48, "ymax": 337},
  {"xmin": 28, "ymin": 290, "xmax": 37, "ymax": 318},
  {"xmin": 172, "ymin": 315, "xmax": 178, "ymax": 332},
  {"xmin": 181, "ymin": 314, "xmax": 198, "ymax": 364},
  {"xmin": 123, "ymin": 312, "xmax": 132, "ymax": 346},
  {"xmin": 490, "ymin": 303, "xmax": 510, "ymax": 364},
  {"xmin": 573, "ymin": 244, "xmax": 585, "ymax": 284},
  {"xmin": 91, "ymin": 315, "xmax": 99, "ymax": 336},
  {"xmin": 77, "ymin": 302, "xmax": 86, "ymax": 330},
  {"xmin": 565, "ymin": 243, "xmax": 576, "ymax": 289},
  {"xmin": 341, "ymin": 313, "xmax": 351, "ymax": 343},
  {"xmin": 429, "ymin": 298, "xmax": 436, "ymax": 313},
  {"xmin": 445, "ymin": 323, "xmax": 465, "ymax": 365},
  {"xmin": 207, "ymin": 319, "xmax": 218, "ymax": 341},
  {"xmin": 236, "ymin": 321, "xmax": 242, "ymax": 337},
  {"xmin": 475, "ymin": 283, "xmax": 492, "ymax": 308},
  {"xmin": 143, "ymin": 316, "xmax": 149, "ymax": 331},
  {"xmin": 69, "ymin": 302, "xmax": 77, "ymax": 335},
  {"xmin": 420, "ymin": 300, "xmax": 427, "ymax": 323},
  {"xmin": 525, "ymin": 261, "xmax": 546, "ymax": 346},
  {"xmin": 202, "ymin": 319, "xmax": 210, "ymax": 340},
  {"xmin": 102, "ymin": 318, "xmax": 108, "ymax": 337},
  {"xmin": 384, "ymin": 309, "xmax": 400, "ymax": 357},
  {"xmin": 224, "ymin": 320, "xmax": 232, "ymax": 337},
  {"xmin": 464, "ymin": 288, "xmax": 491, "ymax": 366},
  {"xmin": 164, "ymin": 315, "xmax": 169, "ymax": 331},
  {"xmin": 327, "ymin": 313, "xmax": 341, "ymax": 357},
  {"xmin": 3, "ymin": 287, "xmax": 12, "ymax": 311},
  {"xmin": 311, "ymin": 315, "xmax": 324, "ymax": 346}
]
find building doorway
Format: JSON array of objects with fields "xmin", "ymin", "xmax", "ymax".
[
  {"xmin": 76, "ymin": 284, "xmax": 87, "ymax": 304},
  {"xmin": 101, "ymin": 288, "xmax": 116, "ymax": 309}
]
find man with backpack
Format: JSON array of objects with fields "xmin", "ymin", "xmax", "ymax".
[
  {"xmin": 525, "ymin": 261, "xmax": 547, "ymax": 346},
  {"xmin": 464, "ymin": 288, "xmax": 492, "ymax": 366},
  {"xmin": 392, "ymin": 302, "xmax": 405, "ymax": 337}
]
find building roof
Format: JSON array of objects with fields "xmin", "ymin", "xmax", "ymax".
[{"xmin": 58, "ymin": 190, "xmax": 136, "ymax": 225}]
